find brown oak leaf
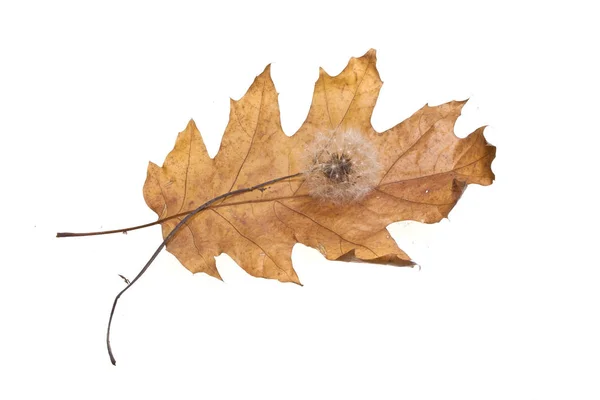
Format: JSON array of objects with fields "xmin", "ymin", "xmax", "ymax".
[{"xmin": 142, "ymin": 49, "xmax": 495, "ymax": 285}]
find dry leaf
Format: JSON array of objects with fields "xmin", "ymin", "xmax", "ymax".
[{"xmin": 143, "ymin": 49, "xmax": 495, "ymax": 284}]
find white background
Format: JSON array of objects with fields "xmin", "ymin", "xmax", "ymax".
[{"xmin": 1, "ymin": 1, "xmax": 598, "ymax": 399}]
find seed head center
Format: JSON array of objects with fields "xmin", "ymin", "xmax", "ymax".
[{"xmin": 322, "ymin": 152, "xmax": 353, "ymax": 183}]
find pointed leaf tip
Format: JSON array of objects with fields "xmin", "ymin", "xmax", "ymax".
[
  {"xmin": 186, "ymin": 119, "xmax": 197, "ymax": 129},
  {"xmin": 363, "ymin": 48, "xmax": 377, "ymax": 59},
  {"xmin": 260, "ymin": 63, "xmax": 272, "ymax": 77}
]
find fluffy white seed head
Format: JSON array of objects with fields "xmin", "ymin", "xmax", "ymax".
[{"xmin": 303, "ymin": 130, "xmax": 380, "ymax": 203}]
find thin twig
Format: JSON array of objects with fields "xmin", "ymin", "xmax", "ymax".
[
  {"xmin": 56, "ymin": 211, "xmax": 192, "ymax": 238},
  {"xmin": 106, "ymin": 172, "xmax": 302, "ymax": 365}
]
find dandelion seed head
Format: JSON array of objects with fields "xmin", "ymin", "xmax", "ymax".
[{"xmin": 303, "ymin": 130, "xmax": 380, "ymax": 203}]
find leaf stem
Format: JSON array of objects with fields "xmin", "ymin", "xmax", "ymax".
[{"xmin": 106, "ymin": 172, "xmax": 302, "ymax": 365}]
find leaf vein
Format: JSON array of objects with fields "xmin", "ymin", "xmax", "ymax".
[
  {"xmin": 373, "ymin": 188, "xmax": 456, "ymax": 206},
  {"xmin": 274, "ymin": 201, "xmax": 378, "ymax": 258},
  {"xmin": 210, "ymin": 209, "xmax": 291, "ymax": 280},
  {"xmin": 334, "ymin": 57, "xmax": 373, "ymax": 131},
  {"xmin": 177, "ymin": 127, "xmax": 193, "ymax": 214},
  {"xmin": 227, "ymin": 79, "xmax": 267, "ymax": 192},
  {"xmin": 378, "ymin": 153, "xmax": 493, "ymax": 187},
  {"xmin": 378, "ymin": 112, "xmax": 442, "ymax": 185}
]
